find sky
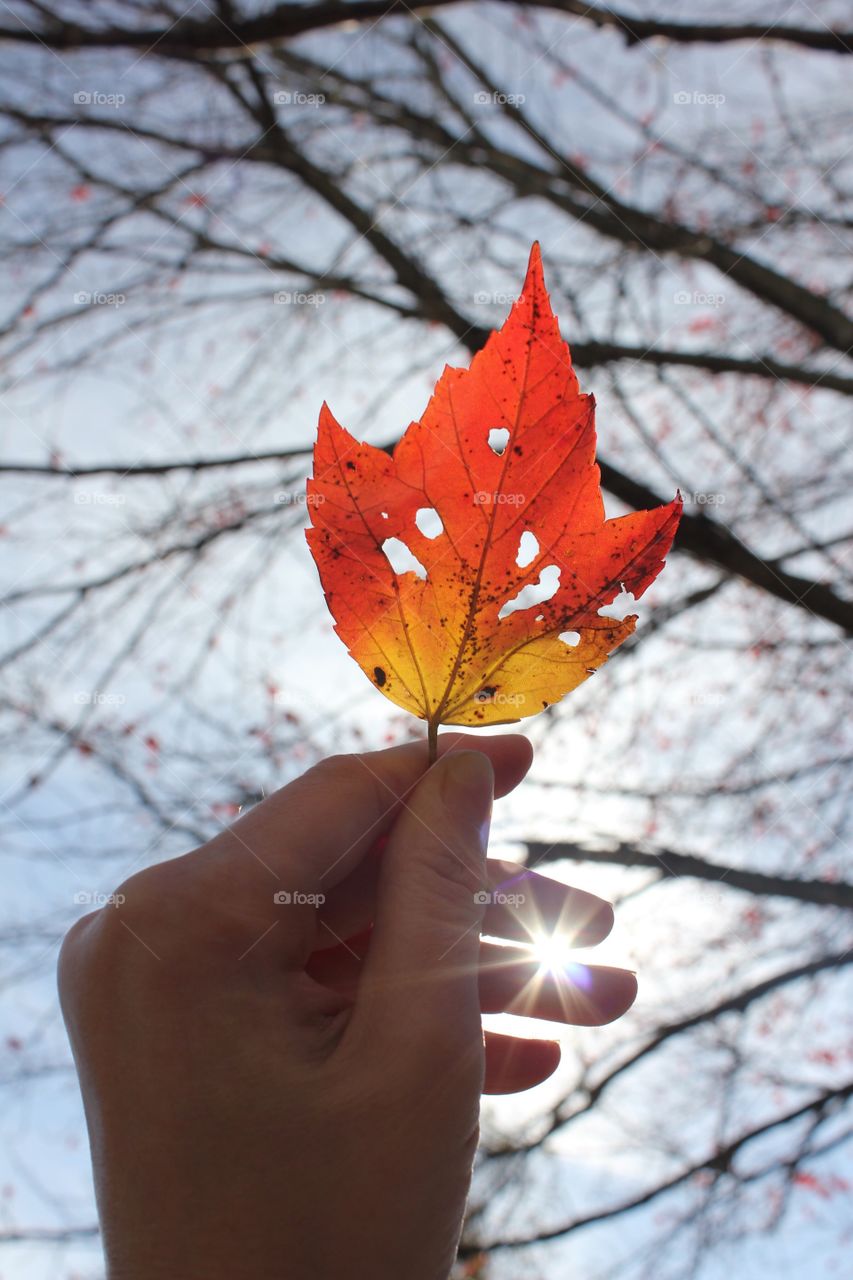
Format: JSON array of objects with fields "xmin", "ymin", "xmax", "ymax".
[{"xmin": 0, "ymin": 2, "xmax": 851, "ymax": 1276}]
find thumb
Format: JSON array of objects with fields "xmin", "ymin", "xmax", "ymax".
[{"xmin": 345, "ymin": 750, "xmax": 494, "ymax": 1060}]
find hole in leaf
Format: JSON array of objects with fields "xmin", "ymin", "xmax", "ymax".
[
  {"xmin": 516, "ymin": 531, "xmax": 539, "ymax": 568},
  {"xmin": 560, "ymin": 630, "xmax": 581, "ymax": 647},
  {"xmin": 380, "ymin": 511, "xmax": 389, "ymax": 520},
  {"xmin": 499, "ymin": 565, "xmax": 560, "ymax": 619},
  {"xmin": 488, "ymin": 427, "xmax": 510, "ymax": 455},
  {"xmin": 415, "ymin": 507, "xmax": 443, "ymax": 539},
  {"xmin": 598, "ymin": 587, "xmax": 635, "ymax": 620},
  {"xmin": 382, "ymin": 537, "xmax": 427, "ymax": 580}
]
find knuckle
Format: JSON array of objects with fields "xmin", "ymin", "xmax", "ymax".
[
  {"xmin": 303, "ymin": 752, "xmax": 383, "ymax": 813},
  {"xmin": 107, "ymin": 864, "xmax": 173, "ymax": 931},
  {"xmin": 303, "ymin": 750, "xmax": 399, "ymax": 833},
  {"xmin": 404, "ymin": 841, "xmax": 484, "ymax": 932},
  {"xmin": 423, "ymin": 839, "xmax": 484, "ymax": 897},
  {"xmin": 83, "ymin": 862, "xmax": 192, "ymax": 956},
  {"xmin": 305, "ymin": 751, "xmax": 355, "ymax": 783},
  {"xmin": 57, "ymin": 910, "xmax": 101, "ymax": 990}
]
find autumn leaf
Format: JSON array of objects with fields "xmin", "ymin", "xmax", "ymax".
[{"xmin": 306, "ymin": 243, "xmax": 681, "ymax": 756}]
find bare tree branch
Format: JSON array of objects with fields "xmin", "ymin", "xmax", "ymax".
[
  {"xmin": 463, "ymin": 1084, "xmax": 853, "ymax": 1254},
  {"xmin": 524, "ymin": 840, "xmax": 853, "ymax": 908},
  {"xmin": 1, "ymin": 1, "xmax": 849, "ymax": 56}
]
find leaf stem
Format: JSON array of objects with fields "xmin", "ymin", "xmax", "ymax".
[{"xmin": 427, "ymin": 719, "xmax": 438, "ymax": 765}]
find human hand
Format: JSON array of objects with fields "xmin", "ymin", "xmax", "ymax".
[{"xmin": 58, "ymin": 733, "xmax": 636, "ymax": 1280}]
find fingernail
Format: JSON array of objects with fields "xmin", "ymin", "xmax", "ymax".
[{"xmin": 441, "ymin": 750, "xmax": 493, "ymax": 850}]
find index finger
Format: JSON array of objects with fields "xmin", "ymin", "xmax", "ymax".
[
  {"xmin": 483, "ymin": 859, "xmax": 614, "ymax": 948},
  {"xmin": 202, "ymin": 732, "xmax": 533, "ymax": 894}
]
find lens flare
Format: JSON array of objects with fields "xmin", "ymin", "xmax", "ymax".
[{"xmin": 531, "ymin": 929, "xmax": 578, "ymax": 975}]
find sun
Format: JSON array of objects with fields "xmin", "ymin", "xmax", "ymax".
[{"xmin": 529, "ymin": 928, "xmax": 579, "ymax": 975}]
